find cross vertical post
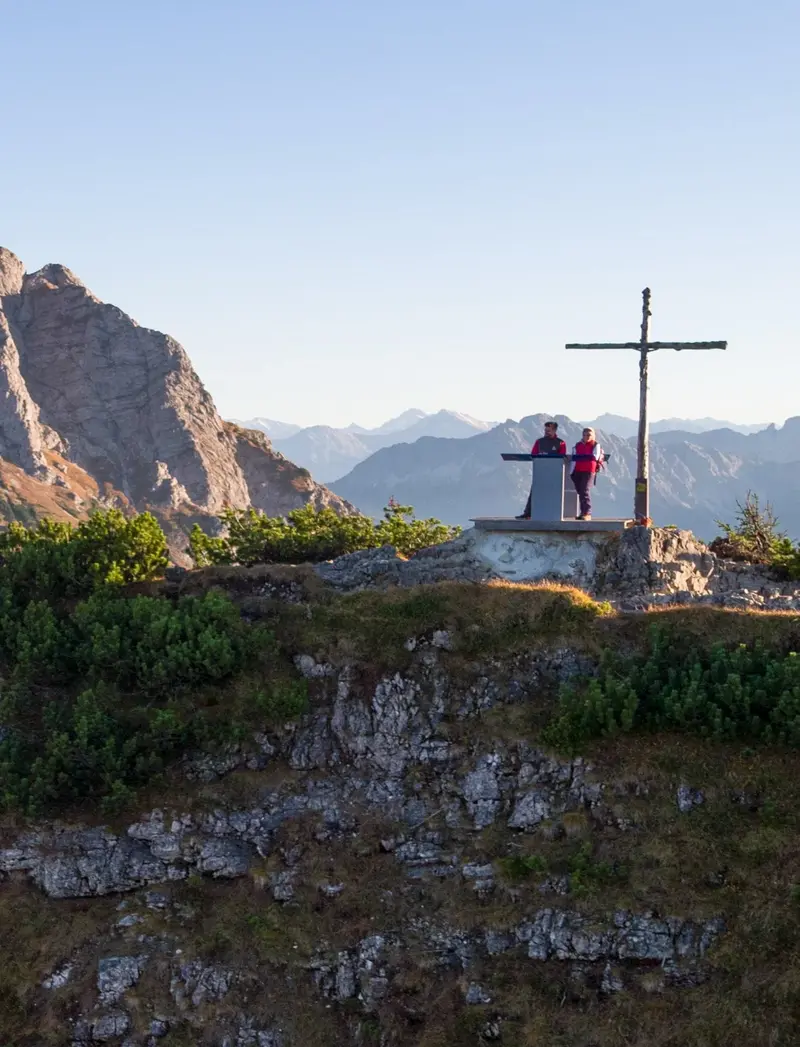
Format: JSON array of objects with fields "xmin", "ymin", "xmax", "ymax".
[
  {"xmin": 636, "ymin": 287, "xmax": 651, "ymax": 523},
  {"xmin": 565, "ymin": 291, "xmax": 727, "ymax": 526}
]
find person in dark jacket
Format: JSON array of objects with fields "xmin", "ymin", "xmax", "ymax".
[
  {"xmin": 571, "ymin": 426, "xmax": 603, "ymax": 520},
  {"xmin": 516, "ymin": 421, "xmax": 567, "ymax": 519}
]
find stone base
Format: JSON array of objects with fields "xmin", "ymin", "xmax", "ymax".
[
  {"xmin": 469, "ymin": 527, "xmax": 620, "ymax": 584},
  {"xmin": 471, "ymin": 517, "xmax": 633, "ymax": 533}
]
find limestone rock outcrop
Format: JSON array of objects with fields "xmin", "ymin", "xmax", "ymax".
[
  {"xmin": 308, "ymin": 525, "xmax": 800, "ymax": 611},
  {"xmin": 0, "ymin": 246, "xmax": 352, "ymax": 521},
  {"xmin": 0, "ymin": 640, "xmax": 731, "ymax": 1042}
]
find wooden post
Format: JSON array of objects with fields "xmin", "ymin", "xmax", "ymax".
[{"xmin": 635, "ymin": 288, "xmax": 651, "ymax": 524}]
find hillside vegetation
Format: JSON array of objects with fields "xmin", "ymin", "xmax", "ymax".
[
  {"xmin": 2, "ymin": 509, "xmax": 800, "ymax": 1046},
  {"xmin": 0, "ymin": 507, "xmax": 799, "ymax": 820}
]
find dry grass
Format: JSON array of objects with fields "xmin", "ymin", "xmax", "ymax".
[
  {"xmin": 172, "ymin": 567, "xmax": 800, "ymax": 673},
  {"xmin": 0, "ymin": 451, "xmax": 105, "ymax": 528},
  {"xmin": 253, "ymin": 579, "xmax": 614, "ymax": 671}
]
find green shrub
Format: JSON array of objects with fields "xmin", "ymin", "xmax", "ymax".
[
  {"xmin": 0, "ymin": 588, "xmax": 284, "ymax": 814},
  {"xmin": 544, "ymin": 625, "xmax": 800, "ymax": 752},
  {"xmin": 567, "ymin": 841, "xmax": 627, "ymax": 896},
  {"xmin": 0, "ymin": 509, "xmax": 168, "ymax": 601},
  {"xmin": 0, "ymin": 509, "xmax": 306, "ymax": 814},
  {"xmin": 499, "ymin": 853, "xmax": 548, "ymax": 880},
  {"xmin": 72, "ymin": 589, "xmax": 266, "ymax": 691},
  {"xmin": 189, "ymin": 500, "xmax": 460, "ymax": 567}
]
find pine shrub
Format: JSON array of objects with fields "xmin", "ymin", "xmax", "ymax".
[
  {"xmin": 544, "ymin": 625, "xmax": 800, "ymax": 752},
  {"xmin": 0, "ymin": 510, "xmax": 301, "ymax": 814},
  {"xmin": 189, "ymin": 500, "xmax": 460, "ymax": 567}
]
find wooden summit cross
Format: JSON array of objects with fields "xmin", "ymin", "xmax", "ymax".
[{"xmin": 566, "ymin": 288, "xmax": 727, "ymax": 525}]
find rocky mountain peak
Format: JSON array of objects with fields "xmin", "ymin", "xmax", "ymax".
[
  {"xmin": 22, "ymin": 262, "xmax": 87, "ymax": 293},
  {"xmin": 0, "ymin": 247, "xmax": 353, "ymax": 530},
  {"xmin": 0, "ymin": 247, "xmax": 25, "ymax": 296}
]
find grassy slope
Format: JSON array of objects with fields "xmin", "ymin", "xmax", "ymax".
[{"xmin": 2, "ymin": 577, "xmax": 800, "ymax": 1045}]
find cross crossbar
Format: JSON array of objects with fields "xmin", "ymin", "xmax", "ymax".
[{"xmin": 566, "ymin": 341, "xmax": 727, "ymax": 352}]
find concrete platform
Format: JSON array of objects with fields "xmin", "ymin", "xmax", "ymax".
[{"xmin": 471, "ymin": 517, "xmax": 634, "ymax": 533}]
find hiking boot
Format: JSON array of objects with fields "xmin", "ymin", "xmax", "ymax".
[
  {"xmin": 576, "ymin": 514, "xmax": 592, "ymax": 521},
  {"xmin": 515, "ymin": 513, "xmax": 530, "ymax": 520}
]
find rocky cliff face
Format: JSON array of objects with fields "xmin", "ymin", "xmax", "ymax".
[
  {"xmin": 0, "ymin": 247, "xmax": 352, "ymax": 523},
  {"xmin": 0, "ymin": 634, "xmax": 732, "ymax": 1045},
  {"xmin": 2, "ymin": 553, "xmax": 799, "ymax": 1043}
]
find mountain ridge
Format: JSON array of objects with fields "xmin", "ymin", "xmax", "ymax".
[
  {"xmin": 331, "ymin": 413, "xmax": 800, "ymax": 540},
  {"xmin": 233, "ymin": 409, "xmax": 772, "ymax": 484},
  {"xmin": 0, "ymin": 247, "xmax": 352, "ymax": 545},
  {"xmin": 265, "ymin": 409, "xmax": 495, "ymax": 482}
]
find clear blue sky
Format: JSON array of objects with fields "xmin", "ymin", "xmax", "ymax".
[{"xmin": 3, "ymin": 0, "xmax": 798, "ymax": 428}]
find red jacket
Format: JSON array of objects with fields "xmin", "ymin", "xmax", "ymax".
[
  {"xmin": 532, "ymin": 436, "xmax": 567, "ymax": 456},
  {"xmin": 572, "ymin": 440, "xmax": 602, "ymax": 473}
]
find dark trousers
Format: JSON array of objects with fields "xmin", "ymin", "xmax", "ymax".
[{"xmin": 572, "ymin": 471, "xmax": 592, "ymax": 516}]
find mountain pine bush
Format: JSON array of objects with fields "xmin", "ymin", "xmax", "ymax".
[
  {"xmin": 0, "ymin": 509, "xmax": 168, "ymax": 601},
  {"xmin": 0, "ymin": 510, "xmax": 300, "ymax": 814},
  {"xmin": 189, "ymin": 499, "xmax": 460, "ymax": 566},
  {"xmin": 544, "ymin": 624, "xmax": 800, "ymax": 752}
]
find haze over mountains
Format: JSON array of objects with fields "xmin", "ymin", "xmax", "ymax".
[
  {"xmin": 585, "ymin": 414, "xmax": 769, "ymax": 439},
  {"xmin": 235, "ymin": 410, "xmax": 768, "ymax": 484},
  {"xmin": 329, "ymin": 414, "xmax": 800, "ymax": 541},
  {"xmin": 233, "ymin": 410, "xmax": 495, "ymax": 482}
]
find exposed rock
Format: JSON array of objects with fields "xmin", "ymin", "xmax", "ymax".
[
  {"xmin": 310, "ymin": 524, "xmax": 800, "ymax": 611},
  {"xmin": 116, "ymin": 913, "xmax": 143, "ymax": 928},
  {"xmin": 73, "ymin": 1011, "xmax": 131, "ymax": 1043},
  {"xmin": 600, "ymin": 962, "xmax": 625, "ymax": 995},
  {"xmin": 171, "ymin": 960, "xmax": 234, "ymax": 1008},
  {"xmin": 145, "ymin": 891, "xmax": 170, "ymax": 910},
  {"xmin": 0, "ymin": 246, "xmax": 352, "ymax": 527},
  {"xmin": 0, "ymin": 246, "xmax": 25, "ymax": 296},
  {"xmin": 313, "ymin": 536, "xmax": 494, "ymax": 591},
  {"xmin": 0, "ymin": 730, "xmax": 603, "ymax": 900},
  {"xmin": 677, "ymin": 784, "xmax": 705, "ymax": 813},
  {"xmin": 270, "ymin": 869, "xmax": 296, "ymax": 902},
  {"xmin": 463, "ymin": 754, "xmax": 503, "ymax": 829},
  {"xmin": 0, "ymin": 310, "xmax": 48, "ymax": 471},
  {"xmin": 5, "ymin": 635, "xmax": 734, "ymax": 1042},
  {"xmin": 226, "ymin": 1017, "xmax": 285, "ymax": 1046},
  {"xmin": 97, "ymin": 955, "xmax": 148, "ymax": 1004},
  {"xmin": 516, "ymin": 909, "xmax": 724, "ymax": 963},
  {"xmin": 319, "ymin": 881, "xmax": 345, "ymax": 897},
  {"xmin": 595, "ymin": 526, "xmax": 800, "ymax": 608},
  {"xmin": 43, "ymin": 961, "xmax": 74, "ymax": 989},
  {"xmin": 465, "ymin": 982, "xmax": 493, "ymax": 1005}
]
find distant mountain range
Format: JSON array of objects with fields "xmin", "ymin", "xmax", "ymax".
[
  {"xmin": 651, "ymin": 420, "xmax": 800, "ymax": 461},
  {"xmin": 232, "ymin": 410, "xmax": 496, "ymax": 482},
  {"xmin": 584, "ymin": 413, "xmax": 769, "ymax": 439},
  {"xmin": 234, "ymin": 410, "xmax": 769, "ymax": 483},
  {"xmin": 329, "ymin": 414, "xmax": 800, "ymax": 541}
]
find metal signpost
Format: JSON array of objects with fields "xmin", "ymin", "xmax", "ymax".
[{"xmin": 565, "ymin": 288, "xmax": 727, "ymax": 525}]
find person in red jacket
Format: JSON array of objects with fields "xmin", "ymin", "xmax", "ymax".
[
  {"xmin": 571, "ymin": 426, "xmax": 603, "ymax": 520},
  {"xmin": 516, "ymin": 421, "xmax": 567, "ymax": 519}
]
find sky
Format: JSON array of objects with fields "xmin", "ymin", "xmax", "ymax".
[{"xmin": 2, "ymin": 0, "xmax": 798, "ymax": 429}]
